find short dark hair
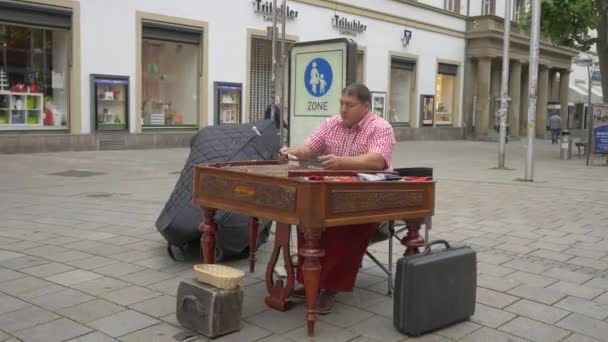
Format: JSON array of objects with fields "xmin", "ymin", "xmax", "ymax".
[{"xmin": 341, "ymin": 83, "xmax": 371, "ymax": 105}]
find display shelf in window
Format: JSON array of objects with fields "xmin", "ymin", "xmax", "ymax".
[
  {"xmin": 90, "ymin": 74, "xmax": 129, "ymax": 132},
  {"xmin": 420, "ymin": 95, "xmax": 435, "ymax": 126},
  {"xmin": 214, "ymin": 82, "xmax": 242, "ymax": 125},
  {"xmin": 0, "ymin": 91, "xmax": 44, "ymax": 128},
  {"xmin": 371, "ymin": 92, "xmax": 386, "ymax": 118}
]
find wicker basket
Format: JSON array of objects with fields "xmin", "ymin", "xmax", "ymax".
[{"xmin": 193, "ymin": 264, "xmax": 245, "ymax": 290}]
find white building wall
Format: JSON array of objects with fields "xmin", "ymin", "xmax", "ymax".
[
  {"xmin": 79, "ymin": 0, "xmax": 136, "ymax": 133},
  {"xmin": 75, "ymin": 0, "xmax": 466, "ymax": 133},
  {"xmin": 347, "ymin": 0, "xmax": 465, "ymax": 30},
  {"xmin": 468, "ymin": 0, "xmax": 482, "ymax": 16},
  {"xmin": 416, "ymin": 0, "xmax": 445, "ymax": 11}
]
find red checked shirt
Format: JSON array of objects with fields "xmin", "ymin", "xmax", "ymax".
[{"xmin": 304, "ymin": 112, "xmax": 396, "ymax": 170}]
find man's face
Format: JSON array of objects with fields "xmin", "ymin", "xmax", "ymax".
[{"xmin": 339, "ymin": 93, "xmax": 369, "ymax": 127}]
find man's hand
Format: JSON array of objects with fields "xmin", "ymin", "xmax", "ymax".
[
  {"xmin": 279, "ymin": 146, "xmax": 298, "ymax": 160},
  {"xmin": 319, "ymin": 154, "xmax": 343, "ymax": 169},
  {"xmin": 279, "ymin": 146, "xmax": 289, "ymax": 157}
]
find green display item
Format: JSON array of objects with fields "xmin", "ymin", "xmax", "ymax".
[
  {"xmin": 0, "ymin": 114, "xmax": 8, "ymax": 124},
  {"xmin": 27, "ymin": 97, "xmax": 37, "ymax": 110},
  {"xmin": 147, "ymin": 63, "xmax": 159, "ymax": 74},
  {"xmin": 27, "ymin": 114, "xmax": 38, "ymax": 124}
]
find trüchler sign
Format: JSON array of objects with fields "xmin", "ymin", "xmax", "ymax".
[
  {"xmin": 253, "ymin": 0, "xmax": 299, "ymax": 21},
  {"xmin": 332, "ymin": 15, "xmax": 366, "ymax": 36}
]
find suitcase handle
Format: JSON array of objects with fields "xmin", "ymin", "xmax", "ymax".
[
  {"xmin": 423, "ymin": 239, "xmax": 451, "ymax": 254},
  {"xmin": 181, "ymin": 295, "xmax": 206, "ymax": 315}
]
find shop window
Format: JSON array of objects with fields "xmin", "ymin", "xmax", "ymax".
[
  {"xmin": 141, "ymin": 20, "xmax": 202, "ymax": 128},
  {"xmin": 0, "ymin": 1, "xmax": 72, "ymax": 130},
  {"xmin": 434, "ymin": 63, "xmax": 458, "ymax": 126},
  {"xmin": 389, "ymin": 58, "xmax": 416, "ymax": 124}
]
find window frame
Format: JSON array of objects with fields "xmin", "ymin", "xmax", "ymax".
[
  {"xmin": 481, "ymin": 0, "xmax": 496, "ymax": 16},
  {"xmin": 135, "ymin": 12, "xmax": 208, "ymax": 133},
  {"xmin": 388, "ymin": 56, "xmax": 417, "ymax": 126}
]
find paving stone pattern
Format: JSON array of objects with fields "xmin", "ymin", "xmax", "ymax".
[{"xmin": 1, "ymin": 141, "xmax": 608, "ymax": 341}]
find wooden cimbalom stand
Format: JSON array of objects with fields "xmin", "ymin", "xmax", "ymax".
[{"xmin": 193, "ymin": 160, "xmax": 435, "ymax": 337}]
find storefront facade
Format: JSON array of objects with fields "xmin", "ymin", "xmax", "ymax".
[
  {"xmin": 0, "ymin": 0, "xmax": 81, "ymax": 138},
  {"xmin": 0, "ymin": 0, "xmax": 468, "ymax": 152}
]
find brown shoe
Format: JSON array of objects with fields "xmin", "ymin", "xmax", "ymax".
[
  {"xmin": 292, "ymin": 286, "xmax": 306, "ymax": 299},
  {"xmin": 315, "ymin": 291, "xmax": 336, "ymax": 315}
]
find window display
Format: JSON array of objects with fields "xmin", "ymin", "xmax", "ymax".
[
  {"xmin": 0, "ymin": 24, "xmax": 69, "ymax": 130},
  {"xmin": 420, "ymin": 95, "xmax": 435, "ymax": 126},
  {"xmin": 214, "ymin": 82, "xmax": 242, "ymax": 125},
  {"xmin": 389, "ymin": 59, "xmax": 416, "ymax": 124},
  {"xmin": 435, "ymin": 64, "xmax": 458, "ymax": 126},
  {"xmin": 371, "ymin": 91, "xmax": 386, "ymax": 118},
  {"xmin": 91, "ymin": 75, "xmax": 129, "ymax": 131},
  {"xmin": 142, "ymin": 39, "xmax": 199, "ymax": 127}
]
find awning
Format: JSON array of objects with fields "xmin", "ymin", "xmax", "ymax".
[{"xmin": 569, "ymin": 83, "xmax": 604, "ymax": 103}]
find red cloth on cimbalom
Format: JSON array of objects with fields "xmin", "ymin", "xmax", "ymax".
[
  {"xmin": 296, "ymin": 223, "xmax": 379, "ymax": 292},
  {"xmin": 296, "ymin": 112, "xmax": 396, "ymax": 292}
]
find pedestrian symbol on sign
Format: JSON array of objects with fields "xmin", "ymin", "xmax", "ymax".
[{"xmin": 305, "ymin": 58, "xmax": 333, "ymax": 97}]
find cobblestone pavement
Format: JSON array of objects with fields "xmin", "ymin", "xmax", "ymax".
[{"xmin": 0, "ymin": 139, "xmax": 607, "ymax": 342}]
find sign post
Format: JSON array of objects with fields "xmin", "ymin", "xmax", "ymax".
[{"xmin": 288, "ymin": 38, "xmax": 357, "ymax": 145}]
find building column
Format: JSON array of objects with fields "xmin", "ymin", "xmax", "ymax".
[
  {"xmin": 559, "ymin": 70, "xmax": 570, "ymax": 129},
  {"xmin": 509, "ymin": 61, "xmax": 522, "ymax": 137},
  {"xmin": 475, "ymin": 57, "xmax": 492, "ymax": 137},
  {"xmin": 463, "ymin": 58, "xmax": 475, "ymax": 133},
  {"xmin": 549, "ymin": 70, "xmax": 557, "ymax": 101},
  {"xmin": 536, "ymin": 66, "xmax": 549, "ymax": 139}
]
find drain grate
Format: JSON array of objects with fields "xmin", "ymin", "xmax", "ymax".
[
  {"xmin": 99, "ymin": 140, "xmax": 127, "ymax": 150},
  {"xmin": 86, "ymin": 192, "xmax": 113, "ymax": 198},
  {"xmin": 49, "ymin": 170, "xmax": 105, "ymax": 177}
]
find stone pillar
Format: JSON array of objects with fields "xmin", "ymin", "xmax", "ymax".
[
  {"xmin": 536, "ymin": 66, "xmax": 550, "ymax": 139},
  {"xmin": 475, "ymin": 57, "xmax": 492, "ymax": 137},
  {"xmin": 509, "ymin": 61, "xmax": 522, "ymax": 137},
  {"xmin": 463, "ymin": 58, "xmax": 475, "ymax": 133},
  {"xmin": 549, "ymin": 70, "xmax": 557, "ymax": 101},
  {"xmin": 560, "ymin": 70, "xmax": 570, "ymax": 129}
]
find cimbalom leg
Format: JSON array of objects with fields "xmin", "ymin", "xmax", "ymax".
[
  {"xmin": 299, "ymin": 227, "xmax": 324, "ymax": 337},
  {"xmin": 264, "ymin": 222, "xmax": 295, "ymax": 311},
  {"xmin": 248, "ymin": 217, "xmax": 259, "ymax": 273},
  {"xmin": 199, "ymin": 208, "xmax": 217, "ymax": 264}
]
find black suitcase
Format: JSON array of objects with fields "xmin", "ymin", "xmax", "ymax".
[{"xmin": 393, "ymin": 240, "xmax": 476, "ymax": 336}]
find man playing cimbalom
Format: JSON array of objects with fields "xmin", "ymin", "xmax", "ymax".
[{"xmin": 280, "ymin": 83, "xmax": 396, "ymax": 314}]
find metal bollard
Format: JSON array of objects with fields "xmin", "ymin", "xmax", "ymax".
[{"xmin": 560, "ymin": 130, "xmax": 572, "ymax": 160}]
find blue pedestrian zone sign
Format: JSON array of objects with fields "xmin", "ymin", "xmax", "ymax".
[
  {"xmin": 592, "ymin": 104, "xmax": 608, "ymax": 154},
  {"xmin": 289, "ymin": 39, "xmax": 352, "ymax": 145},
  {"xmin": 304, "ymin": 58, "xmax": 333, "ymax": 97}
]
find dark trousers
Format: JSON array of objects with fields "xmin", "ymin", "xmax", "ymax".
[
  {"xmin": 551, "ymin": 129, "xmax": 561, "ymax": 144},
  {"xmin": 296, "ymin": 223, "xmax": 378, "ymax": 292}
]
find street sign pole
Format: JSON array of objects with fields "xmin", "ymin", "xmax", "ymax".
[
  {"xmin": 525, "ymin": 0, "xmax": 541, "ymax": 181},
  {"xmin": 498, "ymin": 0, "xmax": 511, "ymax": 169}
]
